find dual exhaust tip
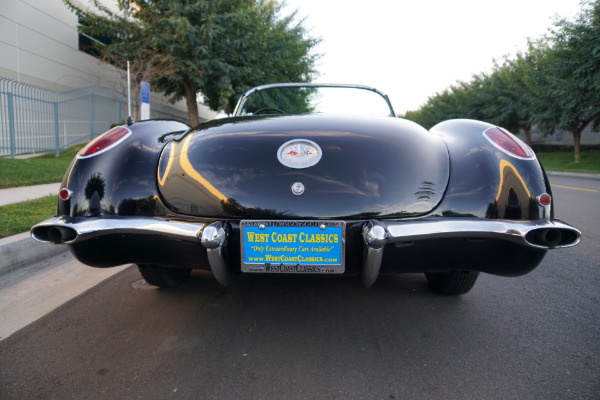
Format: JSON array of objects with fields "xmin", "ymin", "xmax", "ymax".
[
  {"xmin": 32, "ymin": 226, "xmax": 77, "ymax": 244},
  {"xmin": 525, "ymin": 228, "xmax": 579, "ymax": 248}
]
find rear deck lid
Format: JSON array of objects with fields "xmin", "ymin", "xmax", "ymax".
[{"xmin": 157, "ymin": 115, "xmax": 449, "ymax": 219}]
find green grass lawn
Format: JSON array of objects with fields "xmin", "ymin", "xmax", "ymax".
[
  {"xmin": 537, "ymin": 151, "xmax": 600, "ymax": 174},
  {"xmin": 0, "ymin": 145, "xmax": 83, "ymax": 189},
  {"xmin": 0, "ymin": 195, "xmax": 56, "ymax": 239}
]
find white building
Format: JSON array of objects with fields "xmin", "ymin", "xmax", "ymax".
[{"xmin": 0, "ymin": 0, "xmax": 216, "ymax": 123}]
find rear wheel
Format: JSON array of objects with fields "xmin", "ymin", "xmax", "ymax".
[
  {"xmin": 425, "ymin": 271, "xmax": 479, "ymax": 295},
  {"xmin": 137, "ymin": 264, "xmax": 191, "ymax": 288}
]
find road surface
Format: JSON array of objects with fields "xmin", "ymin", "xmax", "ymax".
[{"xmin": 0, "ymin": 174, "xmax": 598, "ymax": 399}]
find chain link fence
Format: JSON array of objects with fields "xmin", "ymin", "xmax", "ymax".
[{"xmin": 0, "ymin": 76, "xmax": 188, "ymax": 158}]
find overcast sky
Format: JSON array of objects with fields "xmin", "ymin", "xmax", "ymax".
[{"xmin": 282, "ymin": 0, "xmax": 583, "ymax": 114}]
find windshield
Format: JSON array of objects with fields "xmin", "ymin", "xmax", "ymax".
[{"xmin": 235, "ymin": 84, "xmax": 395, "ymax": 117}]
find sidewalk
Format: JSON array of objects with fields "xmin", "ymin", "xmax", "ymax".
[
  {"xmin": 0, "ymin": 182, "xmax": 65, "ymax": 276},
  {"xmin": 0, "ymin": 182, "xmax": 61, "ymax": 207}
]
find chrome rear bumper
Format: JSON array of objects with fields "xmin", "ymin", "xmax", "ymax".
[
  {"xmin": 31, "ymin": 216, "xmax": 206, "ymax": 244},
  {"xmin": 360, "ymin": 218, "xmax": 580, "ymax": 287},
  {"xmin": 32, "ymin": 216, "xmax": 580, "ymax": 288}
]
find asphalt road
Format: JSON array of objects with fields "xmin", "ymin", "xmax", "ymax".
[{"xmin": 0, "ymin": 174, "xmax": 598, "ymax": 400}]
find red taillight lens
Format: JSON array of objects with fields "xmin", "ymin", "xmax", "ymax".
[
  {"xmin": 78, "ymin": 126, "xmax": 131, "ymax": 158},
  {"xmin": 59, "ymin": 188, "xmax": 72, "ymax": 201},
  {"xmin": 483, "ymin": 127, "xmax": 534, "ymax": 159},
  {"xmin": 537, "ymin": 193, "xmax": 551, "ymax": 206}
]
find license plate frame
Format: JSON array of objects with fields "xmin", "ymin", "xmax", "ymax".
[{"xmin": 240, "ymin": 220, "xmax": 346, "ymax": 274}]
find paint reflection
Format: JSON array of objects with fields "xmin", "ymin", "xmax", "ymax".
[
  {"xmin": 118, "ymin": 195, "xmax": 160, "ymax": 216},
  {"xmin": 84, "ymin": 172, "xmax": 105, "ymax": 215},
  {"xmin": 221, "ymin": 198, "xmax": 293, "ymax": 219},
  {"xmin": 414, "ymin": 181, "xmax": 436, "ymax": 203},
  {"xmin": 487, "ymin": 159, "xmax": 532, "ymax": 219}
]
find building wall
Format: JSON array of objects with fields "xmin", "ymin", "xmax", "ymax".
[
  {"xmin": 530, "ymin": 125, "xmax": 600, "ymax": 146},
  {"xmin": 0, "ymin": 0, "xmax": 216, "ymax": 122}
]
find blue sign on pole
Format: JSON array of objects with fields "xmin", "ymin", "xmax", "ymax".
[
  {"xmin": 141, "ymin": 82, "xmax": 150, "ymax": 102},
  {"xmin": 140, "ymin": 82, "xmax": 150, "ymax": 120}
]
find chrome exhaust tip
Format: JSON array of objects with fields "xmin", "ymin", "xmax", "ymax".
[
  {"xmin": 32, "ymin": 225, "xmax": 78, "ymax": 244},
  {"xmin": 526, "ymin": 227, "xmax": 580, "ymax": 248}
]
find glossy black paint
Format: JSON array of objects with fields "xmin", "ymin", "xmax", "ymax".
[
  {"xmin": 56, "ymin": 116, "xmax": 556, "ymax": 277},
  {"xmin": 158, "ymin": 115, "xmax": 450, "ymax": 219},
  {"xmin": 60, "ymin": 120, "xmax": 190, "ymax": 219},
  {"xmin": 430, "ymin": 119, "xmax": 551, "ymax": 220}
]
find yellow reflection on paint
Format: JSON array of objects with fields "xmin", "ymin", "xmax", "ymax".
[
  {"xmin": 157, "ymin": 141, "xmax": 175, "ymax": 187},
  {"xmin": 495, "ymin": 159, "xmax": 531, "ymax": 202},
  {"xmin": 179, "ymin": 135, "xmax": 227, "ymax": 202}
]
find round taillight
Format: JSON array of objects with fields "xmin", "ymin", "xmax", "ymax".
[
  {"xmin": 78, "ymin": 126, "xmax": 132, "ymax": 158},
  {"xmin": 537, "ymin": 193, "xmax": 551, "ymax": 206},
  {"xmin": 59, "ymin": 188, "xmax": 72, "ymax": 201},
  {"xmin": 483, "ymin": 127, "xmax": 535, "ymax": 159}
]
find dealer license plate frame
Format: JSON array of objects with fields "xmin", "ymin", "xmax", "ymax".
[{"xmin": 240, "ymin": 220, "xmax": 346, "ymax": 274}]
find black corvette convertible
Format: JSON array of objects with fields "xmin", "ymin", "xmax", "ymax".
[{"xmin": 32, "ymin": 83, "xmax": 580, "ymax": 295}]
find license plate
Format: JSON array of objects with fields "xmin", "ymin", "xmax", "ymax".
[{"xmin": 240, "ymin": 220, "xmax": 345, "ymax": 274}]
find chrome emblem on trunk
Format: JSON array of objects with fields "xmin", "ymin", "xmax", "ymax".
[
  {"xmin": 277, "ymin": 139, "xmax": 322, "ymax": 169},
  {"xmin": 291, "ymin": 182, "xmax": 305, "ymax": 195}
]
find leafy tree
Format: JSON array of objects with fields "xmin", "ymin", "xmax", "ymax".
[
  {"xmin": 401, "ymin": 79, "xmax": 487, "ymax": 129},
  {"xmin": 479, "ymin": 51, "xmax": 540, "ymax": 146},
  {"xmin": 66, "ymin": 1, "xmax": 157, "ymax": 122},
  {"xmin": 402, "ymin": 57, "xmax": 540, "ymax": 145},
  {"xmin": 241, "ymin": 87, "xmax": 316, "ymax": 114},
  {"xmin": 531, "ymin": 0, "xmax": 600, "ymax": 162},
  {"xmin": 402, "ymin": 0, "xmax": 600, "ymax": 160},
  {"xmin": 198, "ymin": 4, "xmax": 320, "ymax": 114},
  {"xmin": 65, "ymin": 0, "xmax": 319, "ymax": 126}
]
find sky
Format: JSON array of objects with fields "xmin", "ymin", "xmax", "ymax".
[{"xmin": 281, "ymin": 0, "xmax": 584, "ymax": 115}]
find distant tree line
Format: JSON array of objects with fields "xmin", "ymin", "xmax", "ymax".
[
  {"xmin": 402, "ymin": 0, "xmax": 600, "ymax": 162},
  {"xmin": 65, "ymin": 0, "xmax": 320, "ymax": 126}
]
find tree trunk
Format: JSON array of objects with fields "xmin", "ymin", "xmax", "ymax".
[
  {"xmin": 133, "ymin": 92, "xmax": 141, "ymax": 122},
  {"xmin": 522, "ymin": 126, "xmax": 532, "ymax": 147},
  {"xmin": 183, "ymin": 77, "xmax": 199, "ymax": 127},
  {"xmin": 573, "ymin": 129, "xmax": 582, "ymax": 163}
]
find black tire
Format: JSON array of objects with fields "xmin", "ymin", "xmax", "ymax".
[
  {"xmin": 425, "ymin": 271, "xmax": 479, "ymax": 295},
  {"xmin": 137, "ymin": 264, "xmax": 191, "ymax": 288}
]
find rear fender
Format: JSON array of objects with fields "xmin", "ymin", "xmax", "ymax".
[
  {"xmin": 431, "ymin": 119, "xmax": 550, "ymax": 220},
  {"xmin": 58, "ymin": 120, "xmax": 190, "ymax": 218}
]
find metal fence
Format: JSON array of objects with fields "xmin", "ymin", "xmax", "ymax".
[{"xmin": 0, "ymin": 76, "xmax": 188, "ymax": 158}]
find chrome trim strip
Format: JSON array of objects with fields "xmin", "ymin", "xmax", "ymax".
[
  {"xmin": 77, "ymin": 126, "xmax": 133, "ymax": 159},
  {"xmin": 31, "ymin": 216, "xmax": 205, "ymax": 244},
  {"xmin": 381, "ymin": 218, "xmax": 581, "ymax": 249},
  {"xmin": 233, "ymin": 82, "xmax": 397, "ymax": 117},
  {"xmin": 482, "ymin": 127, "xmax": 536, "ymax": 160}
]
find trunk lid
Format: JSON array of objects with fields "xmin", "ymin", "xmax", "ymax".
[{"xmin": 157, "ymin": 115, "xmax": 449, "ymax": 219}]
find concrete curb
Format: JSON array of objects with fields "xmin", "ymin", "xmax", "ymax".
[
  {"xmin": 545, "ymin": 171, "xmax": 600, "ymax": 179},
  {"xmin": 0, "ymin": 232, "xmax": 68, "ymax": 277}
]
